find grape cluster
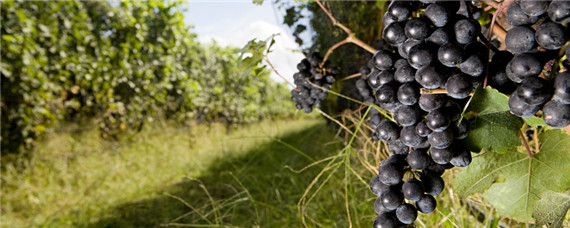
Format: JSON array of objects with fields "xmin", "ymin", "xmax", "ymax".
[
  {"xmin": 364, "ymin": 1, "xmax": 489, "ymax": 226},
  {"xmin": 502, "ymin": 0, "xmax": 570, "ymax": 128},
  {"xmin": 291, "ymin": 52, "xmax": 339, "ymax": 113}
]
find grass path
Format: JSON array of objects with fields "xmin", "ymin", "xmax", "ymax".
[{"xmin": 1, "ymin": 119, "xmax": 333, "ymax": 227}]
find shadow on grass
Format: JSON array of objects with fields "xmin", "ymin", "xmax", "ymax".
[{"xmin": 89, "ymin": 122, "xmax": 366, "ymax": 228}]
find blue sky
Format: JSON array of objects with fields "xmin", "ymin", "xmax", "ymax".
[{"xmin": 183, "ymin": 1, "xmax": 307, "ymax": 85}]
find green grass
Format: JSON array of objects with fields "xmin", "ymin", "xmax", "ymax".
[{"xmin": 1, "ymin": 118, "xmax": 525, "ymax": 227}]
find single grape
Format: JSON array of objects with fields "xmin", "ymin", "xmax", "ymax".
[
  {"xmin": 419, "ymin": 94, "xmax": 447, "ymax": 112},
  {"xmin": 426, "ymin": 27, "xmax": 450, "ymax": 46},
  {"xmin": 373, "ymin": 213, "xmax": 397, "ymax": 228},
  {"xmin": 505, "ymin": 26, "xmax": 536, "ymax": 54},
  {"xmin": 375, "ymin": 197, "xmax": 393, "ymax": 214},
  {"xmin": 426, "ymin": 108, "xmax": 450, "ymax": 132},
  {"xmin": 383, "ymin": 12, "xmax": 397, "ymax": 27},
  {"xmin": 408, "ymin": 45, "xmax": 435, "ymax": 69},
  {"xmin": 459, "ymin": 54, "xmax": 485, "ymax": 77},
  {"xmin": 416, "ymin": 194, "xmax": 437, "ymax": 213},
  {"xmin": 407, "ymin": 149, "xmax": 431, "ymax": 170},
  {"xmin": 396, "ymin": 203, "xmax": 418, "ymax": 224},
  {"xmin": 397, "ymin": 82, "xmax": 420, "ymax": 105},
  {"xmin": 430, "ymin": 147, "xmax": 452, "ymax": 165},
  {"xmin": 547, "ymin": 0, "xmax": 570, "ymax": 24},
  {"xmin": 450, "ymin": 145, "xmax": 472, "ymax": 167},
  {"xmin": 376, "ymin": 84, "xmax": 398, "ymax": 104},
  {"xmin": 554, "ymin": 72, "xmax": 570, "ymax": 104},
  {"xmin": 388, "ymin": 1, "xmax": 412, "ymax": 22},
  {"xmin": 454, "ymin": 19, "xmax": 480, "ymax": 44},
  {"xmin": 535, "ymin": 22, "xmax": 567, "ymax": 50},
  {"xmin": 405, "ymin": 18, "xmax": 431, "ymax": 40},
  {"xmin": 380, "ymin": 154, "xmax": 407, "ymax": 169},
  {"xmin": 519, "ymin": 0, "xmax": 549, "ymax": 17},
  {"xmin": 395, "ymin": 105, "xmax": 421, "ymax": 127},
  {"xmin": 383, "ymin": 22, "xmax": 407, "ymax": 45},
  {"xmin": 381, "ymin": 187, "xmax": 404, "ymax": 210},
  {"xmin": 415, "ymin": 66, "xmax": 444, "ymax": 89},
  {"xmin": 394, "ymin": 58, "xmax": 410, "ymax": 70},
  {"xmin": 370, "ymin": 175, "xmax": 391, "ymax": 197},
  {"xmin": 401, "ymin": 125, "xmax": 425, "ymax": 147},
  {"xmin": 394, "ymin": 64, "xmax": 416, "ymax": 83},
  {"xmin": 378, "ymin": 164, "xmax": 404, "ymax": 186},
  {"xmin": 507, "ymin": 2, "xmax": 539, "ymax": 26},
  {"xmin": 373, "ymin": 50, "xmax": 395, "ymax": 70},
  {"xmin": 425, "ymin": 163, "xmax": 446, "ymax": 176},
  {"xmin": 402, "ymin": 178, "xmax": 424, "ymax": 202},
  {"xmin": 376, "ymin": 119, "xmax": 401, "ymax": 142},
  {"xmin": 389, "ymin": 139, "xmax": 410, "ymax": 155},
  {"xmin": 428, "ymin": 129, "xmax": 453, "ymax": 149},
  {"xmin": 542, "ymin": 100, "xmax": 570, "ymax": 128},
  {"xmin": 425, "ymin": 3, "xmax": 449, "ymax": 27},
  {"xmin": 506, "ymin": 53, "xmax": 542, "ymax": 83},
  {"xmin": 421, "ymin": 172, "xmax": 445, "ymax": 195},
  {"xmin": 445, "ymin": 74, "xmax": 472, "ymax": 99},
  {"xmin": 438, "ymin": 43, "xmax": 464, "ymax": 67},
  {"xmin": 451, "ymin": 120, "xmax": 470, "ymax": 140},
  {"xmin": 416, "ymin": 121, "xmax": 432, "ymax": 137},
  {"xmin": 508, "ymin": 93, "xmax": 541, "ymax": 117},
  {"xmin": 516, "ymin": 77, "xmax": 552, "ymax": 105}
]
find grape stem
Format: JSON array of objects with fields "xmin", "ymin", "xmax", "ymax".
[
  {"xmin": 315, "ymin": 0, "xmax": 377, "ymax": 67},
  {"xmin": 338, "ymin": 72, "xmax": 362, "ymax": 82},
  {"xmin": 518, "ymin": 129, "xmax": 533, "ymax": 158},
  {"xmin": 420, "ymin": 88, "xmax": 474, "ymax": 96}
]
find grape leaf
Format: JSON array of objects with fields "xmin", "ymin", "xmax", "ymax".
[
  {"xmin": 463, "ymin": 86, "xmax": 523, "ymax": 153},
  {"xmin": 524, "ymin": 116, "xmax": 546, "ymax": 128},
  {"xmin": 454, "ymin": 129, "xmax": 570, "ymax": 222},
  {"xmin": 533, "ymin": 190, "xmax": 570, "ymax": 228}
]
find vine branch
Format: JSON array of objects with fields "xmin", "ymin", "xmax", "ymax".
[
  {"xmin": 483, "ymin": 0, "xmax": 515, "ymax": 88},
  {"xmin": 315, "ymin": 0, "xmax": 377, "ymax": 67}
]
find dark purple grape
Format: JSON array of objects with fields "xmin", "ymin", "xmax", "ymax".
[
  {"xmin": 507, "ymin": 2, "xmax": 539, "ymax": 26},
  {"xmin": 373, "ymin": 50, "xmax": 395, "ymax": 70},
  {"xmin": 376, "ymin": 84, "xmax": 398, "ymax": 104},
  {"xmin": 388, "ymin": 1, "xmax": 412, "ymax": 22},
  {"xmin": 508, "ymin": 93, "xmax": 541, "ymax": 117},
  {"xmin": 421, "ymin": 172, "xmax": 445, "ymax": 195},
  {"xmin": 425, "ymin": 163, "xmax": 446, "ymax": 176},
  {"xmin": 370, "ymin": 175, "xmax": 391, "ymax": 196},
  {"xmin": 373, "ymin": 213, "xmax": 397, "ymax": 228},
  {"xmin": 394, "ymin": 58, "xmax": 410, "ymax": 70},
  {"xmin": 426, "ymin": 108, "xmax": 450, "ymax": 132},
  {"xmin": 389, "ymin": 139, "xmax": 410, "ymax": 155},
  {"xmin": 402, "ymin": 178, "xmax": 424, "ymax": 202},
  {"xmin": 506, "ymin": 53, "xmax": 542, "ymax": 83},
  {"xmin": 415, "ymin": 66, "xmax": 444, "ymax": 89},
  {"xmin": 383, "ymin": 12, "xmax": 397, "ymax": 27},
  {"xmin": 438, "ymin": 43, "xmax": 464, "ymax": 67},
  {"xmin": 454, "ymin": 19, "xmax": 480, "ymax": 44},
  {"xmin": 405, "ymin": 18, "xmax": 431, "ymax": 40},
  {"xmin": 381, "ymin": 187, "xmax": 404, "ymax": 210},
  {"xmin": 416, "ymin": 195, "xmax": 437, "ymax": 213},
  {"xmin": 396, "ymin": 203, "xmax": 418, "ymax": 224},
  {"xmin": 516, "ymin": 77, "xmax": 552, "ymax": 105},
  {"xmin": 445, "ymin": 74, "xmax": 472, "ymax": 99},
  {"xmin": 535, "ymin": 22, "xmax": 567, "ymax": 50},
  {"xmin": 400, "ymin": 125, "xmax": 425, "ymax": 147},
  {"xmin": 428, "ymin": 129, "xmax": 453, "ymax": 149},
  {"xmin": 459, "ymin": 54, "xmax": 485, "ymax": 77},
  {"xmin": 425, "ymin": 3, "xmax": 449, "ymax": 27},
  {"xmin": 554, "ymin": 72, "xmax": 570, "ymax": 104},
  {"xmin": 394, "ymin": 63, "xmax": 416, "ymax": 83},
  {"xmin": 430, "ymin": 147, "xmax": 452, "ymax": 165},
  {"xmin": 451, "ymin": 120, "xmax": 470, "ymax": 140},
  {"xmin": 408, "ymin": 45, "xmax": 435, "ymax": 69},
  {"xmin": 416, "ymin": 121, "xmax": 432, "ymax": 137},
  {"xmin": 419, "ymin": 94, "xmax": 447, "ymax": 112},
  {"xmin": 505, "ymin": 26, "xmax": 536, "ymax": 54},
  {"xmin": 543, "ymin": 100, "xmax": 570, "ymax": 128},
  {"xmin": 426, "ymin": 27, "xmax": 450, "ymax": 46},
  {"xmin": 375, "ymin": 197, "xmax": 393, "ymax": 214},
  {"xmin": 398, "ymin": 38, "xmax": 422, "ymax": 59},
  {"xmin": 547, "ymin": 0, "xmax": 570, "ymax": 24},
  {"xmin": 380, "ymin": 154, "xmax": 407, "ymax": 169},
  {"xmin": 376, "ymin": 119, "xmax": 400, "ymax": 142},
  {"xmin": 395, "ymin": 105, "xmax": 421, "ymax": 127},
  {"xmin": 383, "ymin": 22, "xmax": 407, "ymax": 45},
  {"xmin": 450, "ymin": 145, "xmax": 472, "ymax": 167},
  {"xmin": 378, "ymin": 164, "xmax": 404, "ymax": 186},
  {"xmin": 519, "ymin": 0, "xmax": 549, "ymax": 17},
  {"xmin": 397, "ymin": 82, "xmax": 420, "ymax": 105},
  {"xmin": 407, "ymin": 149, "xmax": 431, "ymax": 170}
]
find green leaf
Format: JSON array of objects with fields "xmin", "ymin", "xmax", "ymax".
[
  {"xmin": 463, "ymin": 86, "xmax": 523, "ymax": 153},
  {"xmin": 533, "ymin": 190, "xmax": 570, "ymax": 228},
  {"xmin": 524, "ymin": 116, "xmax": 546, "ymax": 128},
  {"xmin": 454, "ymin": 129, "xmax": 570, "ymax": 222}
]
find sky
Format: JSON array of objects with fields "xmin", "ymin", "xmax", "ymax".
[{"xmin": 184, "ymin": 1, "xmax": 308, "ymax": 86}]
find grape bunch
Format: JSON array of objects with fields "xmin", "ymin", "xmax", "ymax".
[
  {"xmin": 363, "ymin": 1, "xmax": 495, "ymax": 226},
  {"xmin": 501, "ymin": 0, "xmax": 570, "ymax": 128},
  {"xmin": 290, "ymin": 52, "xmax": 339, "ymax": 113}
]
